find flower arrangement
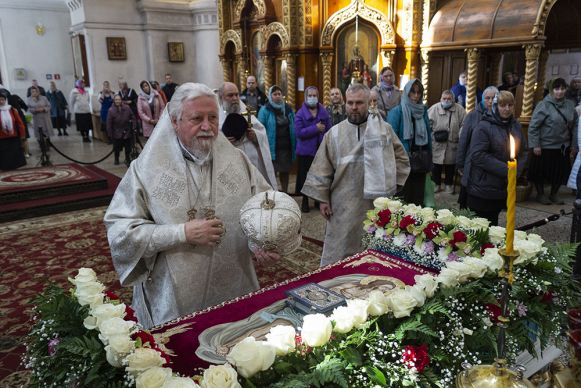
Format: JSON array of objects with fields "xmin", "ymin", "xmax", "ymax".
[{"xmin": 24, "ymin": 200, "xmax": 580, "ymax": 387}]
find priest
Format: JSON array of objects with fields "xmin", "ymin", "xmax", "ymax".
[
  {"xmin": 104, "ymin": 83, "xmax": 276, "ymax": 328},
  {"xmin": 302, "ymin": 83, "xmax": 410, "ymax": 267},
  {"xmin": 218, "ymin": 82, "xmax": 278, "ymax": 189}
]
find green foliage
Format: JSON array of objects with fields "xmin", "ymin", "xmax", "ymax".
[{"xmin": 311, "ymin": 356, "xmax": 349, "ymax": 388}]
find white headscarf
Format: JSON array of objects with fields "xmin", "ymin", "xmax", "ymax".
[{"xmin": 0, "ymin": 101, "xmax": 15, "ymax": 134}]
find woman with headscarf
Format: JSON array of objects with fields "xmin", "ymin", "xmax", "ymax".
[
  {"xmin": 27, "ymin": 86, "xmax": 53, "ymax": 143},
  {"xmin": 137, "ymin": 80, "xmax": 165, "ymax": 138},
  {"xmin": 98, "ymin": 81, "xmax": 114, "ymax": 139},
  {"xmin": 388, "ymin": 79, "xmax": 432, "ymax": 205},
  {"xmin": 46, "ymin": 81, "xmax": 68, "ymax": 136},
  {"xmin": 69, "ymin": 79, "xmax": 93, "ymax": 142},
  {"xmin": 257, "ymin": 85, "xmax": 296, "ymax": 193},
  {"xmin": 0, "ymin": 90, "xmax": 26, "ymax": 170},
  {"xmin": 151, "ymin": 81, "xmax": 168, "ymax": 105},
  {"xmin": 464, "ymin": 91, "xmax": 527, "ymax": 225},
  {"xmin": 294, "ymin": 86, "xmax": 332, "ymax": 212},
  {"xmin": 528, "ymin": 78, "xmax": 579, "ymax": 204},
  {"xmin": 456, "ymin": 85, "xmax": 499, "ymax": 208}
]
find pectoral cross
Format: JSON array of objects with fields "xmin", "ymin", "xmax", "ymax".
[{"xmin": 187, "ymin": 208, "xmax": 197, "ymax": 221}]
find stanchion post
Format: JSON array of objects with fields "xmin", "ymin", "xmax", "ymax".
[{"xmin": 571, "ymin": 199, "xmax": 581, "ymax": 280}]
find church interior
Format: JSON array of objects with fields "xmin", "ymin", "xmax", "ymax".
[{"xmin": 1, "ymin": 0, "xmax": 581, "ymax": 386}]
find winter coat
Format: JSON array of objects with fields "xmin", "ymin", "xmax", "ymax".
[
  {"xmin": 137, "ymin": 92, "xmax": 165, "ymax": 137},
  {"xmin": 240, "ymin": 88, "xmax": 267, "ymax": 111},
  {"xmin": 387, "ymin": 104, "xmax": 432, "ymax": 154},
  {"xmin": 46, "ymin": 90, "xmax": 68, "ymax": 118},
  {"xmin": 257, "ymin": 102, "xmax": 296, "ymax": 161},
  {"xmin": 528, "ymin": 95, "xmax": 578, "ymax": 149},
  {"xmin": 294, "ymin": 102, "xmax": 332, "ymax": 157},
  {"xmin": 450, "ymin": 82, "xmax": 467, "ymax": 108},
  {"xmin": 457, "ymin": 104, "xmax": 486, "ymax": 186},
  {"xmin": 465, "ymin": 112, "xmax": 527, "ymax": 200},
  {"xmin": 428, "ymin": 102, "xmax": 465, "ymax": 165},
  {"xmin": 371, "ymin": 84, "xmax": 401, "ymax": 120},
  {"xmin": 326, "ymin": 104, "xmax": 347, "ymax": 126},
  {"xmin": 106, "ymin": 104, "xmax": 135, "ymax": 140},
  {"xmin": 27, "ymin": 95, "xmax": 53, "ymax": 138}
]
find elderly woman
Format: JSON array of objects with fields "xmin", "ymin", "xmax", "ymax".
[
  {"xmin": 456, "ymin": 85, "xmax": 499, "ymax": 208},
  {"xmin": 294, "ymin": 86, "xmax": 332, "ymax": 212},
  {"xmin": 372, "ymin": 66, "xmax": 401, "ymax": 120},
  {"xmin": 27, "ymin": 86, "xmax": 53, "ymax": 142},
  {"xmin": 465, "ymin": 91, "xmax": 527, "ymax": 225},
  {"xmin": 388, "ymin": 79, "xmax": 432, "ymax": 206},
  {"xmin": 69, "ymin": 79, "xmax": 93, "ymax": 142},
  {"xmin": 137, "ymin": 80, "xmax": 165, "ymax": 138},
  {"xmin": 258, "ymin": 85, "xmax": 296, "ymax": 193},
  {"xmin": 0, "ymin": 90, "xmax": 26, "ymax": 170},
  {"xmin": 528, "ymin": 78, "xmax": 579, "ymax": 204},
  {"xmin": 46, "ymin": 81, "xmax": 68, "ymax": 136},
  {"xmin": 428, "ymin": 90, "xmax": 466, "ymax": 193}
]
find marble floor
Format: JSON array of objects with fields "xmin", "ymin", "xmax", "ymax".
[{"xmin": 20, "ymin": 129, "xmax": 578, "ymax": 245}]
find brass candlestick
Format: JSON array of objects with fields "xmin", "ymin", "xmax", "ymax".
[{"xmin": 456, "ymin": 249, "xmax": 533, "ymax": 387}]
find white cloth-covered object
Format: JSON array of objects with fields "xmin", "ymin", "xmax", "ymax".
[{"xmin": 240, "ymin": 190, "xmax": 301, "ymax": 255}]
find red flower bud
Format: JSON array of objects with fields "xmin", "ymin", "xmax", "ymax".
[
  {"xmin": 402, "ymin": 343, "xmax": 430, "ymax": 373},
  {"xmin": 399, "ymin": 215, "xmax": 416, "ymax": 229},
  {"xmin": 450, "ymin": 230, "xmax": 467, "ymax": 247},
  {"xmin": 376, "ymin": 209, "xmax": 392, "ymax": 227}
]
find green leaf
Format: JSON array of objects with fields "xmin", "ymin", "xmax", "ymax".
[
  {"xmin": 339, "ymin": 348, "xmax": 362, "ymax": 366},
  {"xmin": 368, "ymin": 365, "xmax": 387, "ymax": 385}
]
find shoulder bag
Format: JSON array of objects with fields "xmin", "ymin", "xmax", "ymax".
[
  {"xmin": 408, "ymin": 114, "xmax": 433, "ymax": 173},
  {"xmin": 433, "ymin": 111, "xmax": 451, "ymax": 143}
]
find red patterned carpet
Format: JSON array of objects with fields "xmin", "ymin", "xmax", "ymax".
[{"xmin": 0, "ymin": 207, "xmax": 322, "ymax": 386}]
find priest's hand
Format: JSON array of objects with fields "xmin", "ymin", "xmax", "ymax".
[
  {"xmin": 184, "ymin": 218, "xmax": 224, "ymax": 246},
  {"xmin": 320, "ymin": 203, "xmax": 333, "ymax": 220},
  {"xmin": 247, "ymin": 129, "xmax": 257, "ymax": 143},
  {"xmin": 253, "ymin": 248, "xmax": 281, "ymax": 265}
]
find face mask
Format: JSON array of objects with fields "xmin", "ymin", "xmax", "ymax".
[
  {"xmin": 441, "ymin": 101, "xmax": 453, "ymax": 110},
  {"xmin": 306, "ymin": 97, "xmax": 318, "ymax": 107}
]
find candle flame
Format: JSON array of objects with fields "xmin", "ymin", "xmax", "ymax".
[{"xmin": 509, "ymin": 134, "xmax": 515, "ymax": 160}]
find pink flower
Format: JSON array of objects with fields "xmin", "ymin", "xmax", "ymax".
[{"xmin": 48, "ymin": 337, "xmax": 60, "ymax": 357}]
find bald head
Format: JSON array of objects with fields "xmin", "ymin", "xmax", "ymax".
[
  {"xmin": 219, "ymin": 82, "xmax": 241, "ymax": 114},
  {"xmin": 246, "ymin": 75, "xmax": 257, "ymax": 91}
]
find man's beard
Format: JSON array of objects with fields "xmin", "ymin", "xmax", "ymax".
[
  {"xmin": 347, "ymin": 111, "xmax": 368, "ymax": 125},
  {"xmin": 185, "ymin": 131, "xmax": 215, "ymax": 162},
  {"xmin": 223, "ymin": 100, "xmax": 240, "ymax": 114}
]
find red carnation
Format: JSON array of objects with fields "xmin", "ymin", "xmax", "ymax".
[
  {"xmin": 104, "ymin": 291, "xmax": 120, "ymax": 301},
  {"xmin": 449, "ymin": 230, "xmax": 467, "ymax": 247},
  {"xmin": 376, "ymin": 209, "xmax": 392, "ymax": 227},
  {"xmin": 402, "ymin": 344, "xmax": 430, "ymax": 373},
  {"xmin": 132, "ymin": 330, "xmax": 156, "ymax": 347},
  {"xmin": 480, "ymin": 243, "xmax": 495, "ymax": 255},
  {"xmin": 125, "ymin": 305, "xmax": 138, "ymax": 322},
  {"xmin": 485, "ymin": 303, "xmax": 502, "ymax": 323},
  {"xmin": 399, "ymin": 215, "xmax": 416, "ymax": 229},
  {"xmin": 423, "ymin": 222, "xmax": 443, "ymax": 240}
]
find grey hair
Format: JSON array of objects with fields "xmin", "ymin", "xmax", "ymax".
[
  {"xmin": 441, "ymin": 89, "xmax": 455, "ymax": 98},
  {"xmin": 346, "ymin": 83, "xmax": 370, "ymax": 99},
  {"xmin": 168, "ymin": 82, "xmax": 219, "ymax": 121},
  {"xmin": 482, "ymin": 85, "xmax": 499, "ymax": 97}
]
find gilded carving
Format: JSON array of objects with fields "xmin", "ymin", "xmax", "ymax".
[
  {"xmin": 260, "ymin": 22, "xmax": 290, "ymax": 51},
  {"xmin": 320, "ymin": 52, "xmax": 334, "ymax": 106},
  {"xmin": 532, "ymin": 0, "xmax": 558, "ymax": 37},
  {"xmin": 234, "ymin": 0, "xmax": 266, "ymax": 20},
  {"xmin": 321, "ymin": 0, "xmax": 395, "ymax": 47},
  {"xmin": 465, "ymin": 48, "xmax": 480, "ymax": 113},
  {"xmin": 285, "ymin": 54, "xmax": 296, "ymax": 107},
  {"xmin": 420, "ymin": 49, "xmax": 430, "ymax": 105},
  {"xmin": 220, "ymin": 29, "xmax": 242, "ymax": 55},
  {"xmin": 521, "ymin": 43, "xmax": 543, "ymax": 121},
  {"xmin": 262, "ymin": 56, "xmax": 273, "ymax": 92}
]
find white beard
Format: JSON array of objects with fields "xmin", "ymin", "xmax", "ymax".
[
  {"xmin": 222, "ymin": 100, "xmax": 241, "ymax": 114},
  {"xmin": 185, "ymin": 132, "xmax": 215, "ymax": 162}
]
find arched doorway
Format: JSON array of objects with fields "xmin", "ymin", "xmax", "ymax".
[
  {"xmin": 262, "ymin": 34, "xmax": 283, "ymax": 94},
  {"xmin": 223, "ymin": 41, "xmax": 236, "ymax": 83}
]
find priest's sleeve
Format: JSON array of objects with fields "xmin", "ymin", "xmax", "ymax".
[{"xmin": 300, "ymin": 131, "xmax": 336, "ymax": 204}]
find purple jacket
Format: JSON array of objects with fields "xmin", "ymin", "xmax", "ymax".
[{"xmin": 294, "ymin": 102, "xmax": 332, "ymax": 157}]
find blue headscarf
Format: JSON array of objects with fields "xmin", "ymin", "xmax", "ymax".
[{"xmin": 268, "ymin": 85, "xmax": 285, "ymax": 112}]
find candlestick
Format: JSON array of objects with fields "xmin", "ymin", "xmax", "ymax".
[
  {"xmin": 506, "ymin": 135, "xmax": 517, "ymax": 255},
  {"xmin": 355, "ymin": 15, "xmax": 358, "ymax": 45}
]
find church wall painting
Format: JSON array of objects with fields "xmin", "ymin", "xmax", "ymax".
[
  {"xmin": 336, "ymin": 22, "xmax": 379, "ymax": 93},
  {"xmin": 251, "ymin": 31, "xmax": 264, "ymax": 89}
]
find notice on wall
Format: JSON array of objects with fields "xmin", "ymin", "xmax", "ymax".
[
  {"xmin": 46, "ymin": 74, "xmax": 53, "ymax": 80},
  {"xmin": 54, "ymin": 74, "xmax": 61, "ymax": 80}
]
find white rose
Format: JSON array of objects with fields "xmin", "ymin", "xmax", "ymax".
[
  {"xmin": 488, "ymin": 226, "xmax": 506, "ymax": 245},
  {"xmin": 346, "ymin": 299, "xmax": 369, "ymax": 328},
  {"xmin": 300, "ymin": 314, "xmax": 332, "ymax": 347},
  {"xmin": 226, "ymin": 337, "xmax": 275, "ymax": 378},
  {"xmin": 162, "ymin": 376, "xmax": 200, "ymax": 388},
  {"xmin": 126, "ymin": 347, "xmax": 166, "ymax": 375},
  {"xmin": 405, "ymin": 285, "xmax": 426, "ymax": 307},
  {"xmin": 98, "ymin": 317, "xmax": 135, "ymax": 344},
  {"xmin": 526, "ymin": 233, "xmax": 545, "ymax": 246},
  {"xmin": 330, "ymin": 306, "xmax": 355, "ymax": 334},
  {"xmin": 436, "ymin": 209, "xmax": 456, "ymax": 225},
  {"xmin": 470, "ymin": 217, "xmax": 490, "ymax": 231},
  {"xmin": 135, "ymin": 367, "xmax": 173, "ymax": 388},
  {"xmin": 437, "ymin": 268, "xmax": 460, "ymax": 288},
  {"xmin": 413, "ymin": 274, "xmax": 438, "ymax": 298},
  {"xmin": 514, "ymin": 239, "xmax": 540, "ymax": 264},
  {"xmin": 75, "ymin": 281, "xmax": 105, "ymax": 307},
  {"xmin": 373, "ymin": 197, "xmax": 390, "ymax": 209},
  {"xmin": 72, "ymin": 267, "xmax": 98, "ymax": 284},
  {"xmin": 456, "ymin": 216, "xmax": 473, "ymax": 229},
  {"xmin": 461, "ymin": 257, "xmax": 488, "ymax": 279},
  {"xmin": 201, "ymin": 364, "xmax": 241, "ymax": 388},
  {"xmin": 105, "ymin": 345, "xmax": 123, "ymax": 367},
  {"xmin": 386, "ymin": 199, "xmax": 403, "ymax": 212},
  {"xmin": 443, "ymin": 262, "xmax": 472, "ymax": 283},
  {"xmin": 481, "ymin": 248, "xmax": 504, "ymax": 272},
  {"xmin": 514, "ymin": 230, "xmax": 527, "ymax": 241},
  {"xmin": 265, "ymin": 325, "xmax": 296, "ymax": 356},
  {"xmin": 84, "ymin": 303, "xmax": 126, "ymax": 330},
  {"xmin": 403, "ymin": 204, "xmax": 422, "ymax": 216},
  {"xmin": 385, "ymin": 289, "xmax": 418, "ymax": 318},
  {"xmin": 366, "ymin": 290, "xmax": 389, "ymax": 316},
  {"xmin": 418, "ymin": 207, "xmax": 436, "ymax": 222},
  {"xmin": 107, "ymin": 334, "xmax": 135, "ymax": 355}
]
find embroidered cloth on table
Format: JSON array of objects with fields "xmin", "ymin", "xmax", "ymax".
[{"xmin": 150, "ymin": 249, "xmax": 435, "ymax": 376}]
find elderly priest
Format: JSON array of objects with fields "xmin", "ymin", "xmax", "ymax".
[
  {"xmin": 104, "ymin": 83, "xmax": 277, "ymax": 328},
  {"xmin": 302, "ymin": 83, "xmax": 410, "ymax": 267}
]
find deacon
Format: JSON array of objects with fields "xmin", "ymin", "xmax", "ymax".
[
  {"xmin": 302, "ymin": 83, "xmax": 410, "ymax": 267},
  {"xmin": 105, "ymin": 83, "xmax": 277, "ymax": 328},
  {"xmin": 218, "ymin": 82, "xmax": 278, "ymax": 189}
]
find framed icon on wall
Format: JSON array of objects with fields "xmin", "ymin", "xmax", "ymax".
[
  {"xmin": 106, "ymin": 37, "xmax": 127, "ymax": 60},
  {"xmin": 168, "ymin": 42, "xmax": 185, "ymax": 62}
]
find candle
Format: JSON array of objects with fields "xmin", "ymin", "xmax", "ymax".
[
  {"xmin": 506, "ymin": 135, "xmax": 517, "ymax": 255},
  {"xmin": 355, "ymin": 15, "xmax": 359, "ymax": 45}
]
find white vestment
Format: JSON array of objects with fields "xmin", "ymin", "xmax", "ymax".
[
  {"xmin": 104, "ymin": 111, "xmax": 271, "ymax": 328},
  {"xmin": 302, "ymin": 119, "xmax": 410, "ymax": 267}
]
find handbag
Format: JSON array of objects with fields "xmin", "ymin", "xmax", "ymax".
[
  {"xmin": 409, "ymin": 115, "xmax": 433, "ymax": 173},
  {"xmin": 433, "ymin": 111, "xmax": 452, "ymax": 143}
]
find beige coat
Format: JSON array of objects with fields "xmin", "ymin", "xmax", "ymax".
[
  {"xmin": 372, "ymin": 85, "xmax": 401, "ymax": 120},
  {"xmin": 428, "ymin": 102, "xmax": 465, "ymax": 165}
]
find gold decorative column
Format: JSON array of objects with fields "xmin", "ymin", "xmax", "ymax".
[
  {"xmin": 285, "ymin": 53, "xmax": 296, "ymax": 107},
  {"xmin": 383, "ymin": 49, "xmax": 396, "ymax": 69},
  {"xmin": 320, "ymin": 51, "xmax": 334, "ymax": 106},
  {"xmin": 520, "ymin": 43, "xmax": 542, "ymax": 125},
  {"xmin": 465, "ymin": 48, "xmax": 480, "ymax": 113},
  {"xmin": 489, "ymin": 53, "xmax": 502, "ymax": 87},
  {"xmin": 420, "ymin": 48, "xmax": 430, "ymax": 105},
  {"xmin": 219, "ymin": 56, "xmax": 231, "ymax": 83},
  {"xmin": 535, "ymin": 49, "xmax": 549, "ymax": 104},
  {"xmin": 237, "ymin": 55, "xmax": 247, "ymax": 91},
  {"xmin": 262, "ymin": 56, "xmax": 273, "ymax": 93}
]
